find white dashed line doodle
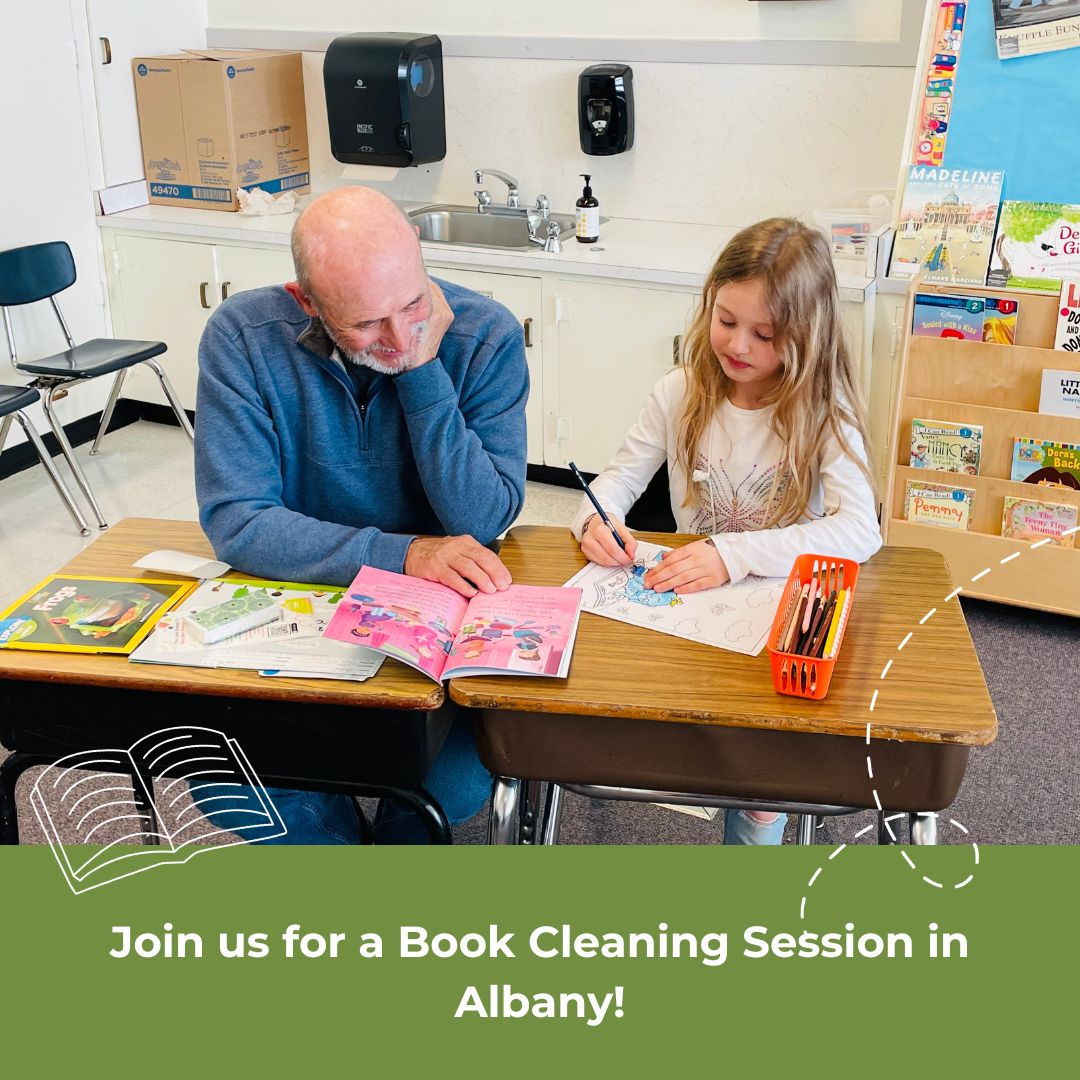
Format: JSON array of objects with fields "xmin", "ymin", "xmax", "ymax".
[{"xmin": 798, "ymin": 525, "xmax": 1079, "ymax": 919}]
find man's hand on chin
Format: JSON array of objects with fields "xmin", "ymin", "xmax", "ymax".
[
  {"xmin": 408, "ymin": 281, "xmax": 455, "ymax": 370},
  {"xmin": 404, "ymin": 534, "xmax": 512, "ymax": 597}
]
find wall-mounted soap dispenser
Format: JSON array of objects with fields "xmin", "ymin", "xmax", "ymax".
[
  {"xmin": 578, "ymin": 64, "xmax": 634, "ymax": 156},
  {"xmin": 324, "ymin": 32, "xmax": 446, "ymax": 167}
]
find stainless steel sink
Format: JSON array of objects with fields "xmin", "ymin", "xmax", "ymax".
[{"xmin": 408, "ymin": 203, "xmax": 578, "ymax": 250}]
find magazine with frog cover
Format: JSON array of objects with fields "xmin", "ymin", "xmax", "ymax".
[
  {"xmin": 0, "ymin": 575, "xmax": 195, "ymax": 654},
  {"xmin": 993, "ymin": 0, "xmax": 1080, "ymax": 60}
]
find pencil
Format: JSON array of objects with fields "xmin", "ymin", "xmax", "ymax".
[
  {"xmin": 784, "ymin": 590, "xmax": 811, "ymax": 653},
  {"xmin": 809, "ymin": 595, "xmax": 837, "ymax": 658},
  {"xmin": 569, "ymin": 461, "xmax": 626, "ymax": 553},
  {"xmin": 823, "ymin": 589, "xmax": 849, "ymax": 659},
  {"xmin": 801, "ymin": 560, "xmax": 820, "ymax": 633},
  {"xmin": 779, "ymin": 584, "xmax": 809, "ymax": 652},
  {"xmin": 799, "ymin": 594, "xmax": 829, "ymax": 656}
]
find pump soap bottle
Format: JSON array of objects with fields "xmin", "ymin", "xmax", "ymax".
[{"xmin": 575, "ymin": 174, "xmax": 599, "ymax": 243}]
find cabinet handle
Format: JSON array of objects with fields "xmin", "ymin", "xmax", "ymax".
[
  {"xmin": 100, "ymin": 37, "xmax": 112, "ymax": 64},
  {"xmin": 220, "ymin": 281, "xmax": 231, "ymax": 301},
  {"xmin": 199, "ymin": 282, "xmax": 211, "ymax": 309},
  {"xmin": 672, "ymin": 334, "xmax": 682, "ymax": 365},
  {"xmin": 523, "ymin": 317, "xmax": 533, "ymax": 348}
]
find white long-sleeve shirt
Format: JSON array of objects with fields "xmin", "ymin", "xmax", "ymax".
[{"xmin": 570, "ymin": 369, "xmax": 883, "ymax": 583}]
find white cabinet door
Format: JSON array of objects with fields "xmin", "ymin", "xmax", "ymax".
[
  {"xmin": 553, "ymin": 280, "xmax": 696, "ymax": 472},
  {"xmin": 85, "ymin": 0, "xmax": 207, "ymax": 187},
  {"xmin": 215, "ymin": 245, "xmax": 297, "ymax": 302},
  {"xmin": 428, "ymin": 265, "xmax": 544, "ymax": 466},
  {"xmin": 108, "ymin": 233, "xmax": 217, "ymax": 409}
]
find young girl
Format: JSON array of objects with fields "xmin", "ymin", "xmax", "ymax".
[{"xmin": 571, "ymin": 217, "xmax": 882, "ymax": 845}]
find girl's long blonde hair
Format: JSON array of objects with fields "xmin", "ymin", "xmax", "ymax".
[{"xmin": 677, "ymin": 217, "xmax": 874, "ymax": 528}]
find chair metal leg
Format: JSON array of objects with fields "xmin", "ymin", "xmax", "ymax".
[
  {"xmin": 519, "ymin": 779, "xmax": 542, "ymax": 844},
  {"xmin": 0, "ymin": 414, "xmax": 12, "ymax": 458},
  {"xmin": 40, "ymin": 384, "xmax": 108, "ymax": 529},
  {"xmin": 89, "ymin": 369, "xmax": 126, "ymax": 455},
  {"xmin": 540, "ymin": 782, "xmax": 565, "ymax": 845},
  {"xmin": 489, "ymin": 776, "xmax": 522, "ymax": 844},
  {"xmin": 13, "ymin": 410, "xmax": 91, "ymax": 535},
  {"xmin": 877, "ymin": 811, "xmax": 905, "ymax": 845},
  {"xmin": 144, "ymin": 359, "xmax": 194, "ymax": 442},
  {"xmin": 909, "ymin": 812, "xmax": 939, "ymax": 846},
  {"xmin": 795, "ymin": 813, "xmax": 816, "ymax": 845}
]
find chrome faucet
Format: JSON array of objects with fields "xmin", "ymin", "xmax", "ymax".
[
  {"xmin": 474, "ymin": 168, "xmax": 520, "ymax": 208},
  {"xmin": 528, "ymin": 217, "xmax": 562, "ymax": 255}
]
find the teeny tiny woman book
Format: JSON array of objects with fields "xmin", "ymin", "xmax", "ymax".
[{"xmin": 322, "ymin": 566, "xmax": 583, "ymax": 682}]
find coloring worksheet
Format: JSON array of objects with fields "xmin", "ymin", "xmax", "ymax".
[{"xmin": 564, "ymin": 541, "xmax": 783, "ymax": 656}]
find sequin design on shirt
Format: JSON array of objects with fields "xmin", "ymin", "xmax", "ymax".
[{"xmin": 689, "ymin": 455, "xmax": 792, "ymax": 535}]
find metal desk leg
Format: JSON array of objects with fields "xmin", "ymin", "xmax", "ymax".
[
  {"xmin": 878, "ymin": 811, "xmax": 906, "ymax": 845},
  {"xmin": 489, "ymin": 776, "xmax": 522, "ymax": 844},
  {"xmin": 909, "ymin": 812, "xmax": 939, "ymax": 846},
  {"xmin": 519, "ymin": 779, "xmax": 542, "ymax": 845},
  {"xmin": 540, "ymin": 783, "xmax": 565, "ymax": 846},
  {"xmin": 795, "ymin": 814, "xmax": 816, "ymax": 845},
  {"xmin": 0, "ymin": 753, "xmax": 53, "ymax": 844}
]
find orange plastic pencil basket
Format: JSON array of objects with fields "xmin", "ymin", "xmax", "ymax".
[{"xmin": 766, "ymin": 553, "xmax": 860, "ymax": 700}]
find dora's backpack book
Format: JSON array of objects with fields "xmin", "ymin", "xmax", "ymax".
[{"xmin": 322, "ymin": 566, "xmax": 583, "ymax": 682}]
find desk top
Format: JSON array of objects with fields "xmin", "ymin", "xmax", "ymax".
[
  {"xmin": 0, "ymin": 519, "xmax": 443, "ymax": 712},
  {"xmin": 450, "ymin": 527, "xmax": 998, "ymax": 747}
]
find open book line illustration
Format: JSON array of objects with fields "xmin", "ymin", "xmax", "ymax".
[{"xmin": 32, "ymin": 725, "xmax": 286, "ymax": 894}]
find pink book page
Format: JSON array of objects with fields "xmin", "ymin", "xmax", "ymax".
[
  {"xmin": 322, "ymin": 567, "xmax": 468, "ymax": 681},
  {"xmin": 444, "ymin": 584, "xmax": 582, "ymax": 679}
]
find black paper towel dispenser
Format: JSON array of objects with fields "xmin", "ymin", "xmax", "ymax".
[
  {"xmin": 578, "ymin": 64, "xmax": 634, "ymax": 156},
  {"xmin": 324, "ymin": 32, "xmax": 446, "ymax": 167}
]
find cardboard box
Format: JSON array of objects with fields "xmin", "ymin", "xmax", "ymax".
[{"xmin": 132, "ymin": 50, "xmax": 310, "ymax": 212}]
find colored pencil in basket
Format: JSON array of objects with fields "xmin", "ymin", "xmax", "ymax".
[
  {"xmin": 809, "ymin": 594, "xmax": 837, "ymax": 658},
  {"xmin": 824, "ymin": 589, "xmax": 852, "ymax": 659},
  {"xmin": 780, "ymin": 584, "xmax": 809, "ymax": 652},
  {"xmin": 801, "ymin": 560, "xmax": 820, "ymax": 633}
]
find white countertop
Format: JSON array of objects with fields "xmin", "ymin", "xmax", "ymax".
[{"xmin": 98, "ymin": 203, "xmax": 874, "ymax": 301}]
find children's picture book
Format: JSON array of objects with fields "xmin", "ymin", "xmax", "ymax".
[
  {"xmin": 890, "ymin": 166, "xmax": 1004, "ymax": 286},
  {"xmin": 987, "ymin": 203, "xmax": 1080, "ymax": 291},
  {"xmin": 31, "ymin": 726, "xmax": 286, "ymax": 894},
  {"xmin": 1010, "ymin": 438, "xmax": 1080, "ymax": 490},
  {"xmin": 903, "ymin": 481, "xmax": 975, "ymax": 530},
  {"xmin": 910, "ymin": 418, "xmax": 983, "ymax": 475},
  {"xmin": 1001, "ymin": 495, "xmax": 1079, "ymax": 547},
  {"xmin": 1054, "ymin": 278, "xmax": 1080, "ymax": 352},
  {"xmin": 993, "ymin": 0, "xmax": 1080, "ymax": 60},
  {"xmin": 321, "ymin": 566, "xmax": 583, "ymax": 682},
  {"xmin": 130, "ymin": 577, "xmax": 385, "ymax": 682},
  {"xmin": 910, "ymin": 2, "xmax": 968, "ymax": 169},
  {"xmin": 1039, "ymin": 368, "xmax": 1080, "ymax": 418},
  {"xmin": 0, "ymin": 575, "xmax": 195, "ymax": 654},
  {"xmin": 564, "ymin": 541, "xmax": 785, "ymax": 657},
  {"xmin": 912, "ymin": 293, "xmax": 985, "ymax": 340},
  {"xmin": 983, "ymin": 296, "xmax": 1019, "ymax": 344}
]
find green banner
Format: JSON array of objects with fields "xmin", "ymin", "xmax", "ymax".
[{"xmin": 1, "ymin": 844, "xmax": 1073, "ymax": 1071}]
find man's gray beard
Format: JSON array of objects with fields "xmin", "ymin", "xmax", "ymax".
[{"xmin": 324, "ymin": 319, "xmax": 427, "ymax": 376}]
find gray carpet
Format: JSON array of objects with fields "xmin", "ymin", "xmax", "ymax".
[{"xmin": 6, "ymin": 597, "xmax": 1078, "ymax": 847}]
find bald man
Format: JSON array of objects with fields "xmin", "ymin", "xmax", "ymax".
[{"xmin": 194, "ymin": 187, "xmax": 528, "ymax": 843}]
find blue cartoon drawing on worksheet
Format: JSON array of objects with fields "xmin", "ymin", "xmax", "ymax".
[
  {"xmin": 588, "ymin": 555, "xmax": 683, "ymax": 610},
  {"xmin": 567, "ymin": 539, "xmax": 785, "ymax": 657}
]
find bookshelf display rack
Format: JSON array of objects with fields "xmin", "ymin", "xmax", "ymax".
[{"xmin": 881, "ymin": 280, "xmax": 1080, "ymax": 616}]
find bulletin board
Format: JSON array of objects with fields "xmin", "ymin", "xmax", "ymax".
[{"xmin": 926, "ymin": 1, "xmax": 1080, "ymax": 203}]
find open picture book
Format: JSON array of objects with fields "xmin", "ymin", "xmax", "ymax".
[{"xmin": 322, "ymin": 566, "xmax": 583, "ymax": 682}]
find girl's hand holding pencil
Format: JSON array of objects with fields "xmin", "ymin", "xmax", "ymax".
[{"xmin": 581, "ymin": 513, "xmax": 637, "ymax": 566}]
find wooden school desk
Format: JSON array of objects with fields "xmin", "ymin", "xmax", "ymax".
[
  {"xmin": 450, "ymin": 527, "xmax": 998, "ymax": 846},
  {"xmin": 0, "ymin": 518, "xmax": 455, "ymax": 843}
]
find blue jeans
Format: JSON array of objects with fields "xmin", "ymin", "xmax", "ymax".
[
  {"xmin": 191, "ymin": 713, "xmax": 491, "ymax": 845},
  {"xmin": 723, "ymin": 809, "xmax": 787, "ymax": 845}
]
